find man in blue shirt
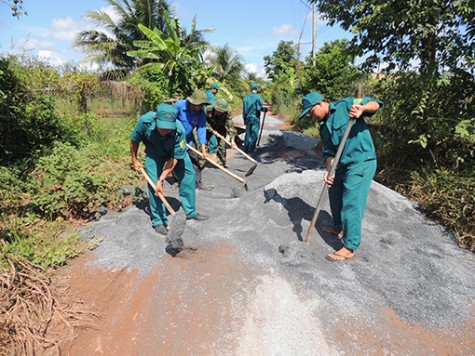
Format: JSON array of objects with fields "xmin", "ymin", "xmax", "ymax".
[
  {"xmin": 175, "ymin": 90, "xmax": 213, "ymax": 190},
  {"xmin": 242, "ymin": 83, "xmax": 267, "ymax": 154},
  {"xmin": 130, "ymin": 103, "xmax": 208, "ymax": 235},
  {"xmin": 299, "ymin": 91, "xmax": 384, "ymax": 262}
]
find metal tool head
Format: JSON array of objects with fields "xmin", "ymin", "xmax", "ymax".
[
  {"xmin": 165, "ymin": 208, "xmax": 186, "ymax": 257},
  {"xmin": 244, "ymin": 163, "xmax": 257, "ymax": 177}
]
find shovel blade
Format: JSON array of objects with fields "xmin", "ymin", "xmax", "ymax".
[
  {"xmin": 244, "ymin": 163, "xmax": 258, "ymax": 177},
  {"xmin": 165, "ymin": 208, "xmax": 186, "ymax": 256}
]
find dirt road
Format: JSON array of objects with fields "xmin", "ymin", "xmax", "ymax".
[{"xmin": 57, "ymin": 111, "xmax": 475, "ymax": 355}]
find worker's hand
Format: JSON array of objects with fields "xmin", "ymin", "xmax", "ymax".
[
  {"xmin": 231, "ymin": 140, "xmax": 237, "ymax": 149},
  {"xmin": 155, "ymin": 179, "xmax": 165, "ymax": 196},
  {"xmin": 349, "ymin": 104, "xmax": 364, "ymax": 119},
  {"xmin": 212, "ymin": 130, "xmax": 218, "ymax": 136},
  {"xmin": 262, "ymin": 107, "xmax": 268, "ymax": 112},
  {"xmin": 132, "ymin": 160, "xmax": 144, "ymax": 173},
  {"xmin": 324, "ymin": 170, "xmax": 335, "ymax": 187}
]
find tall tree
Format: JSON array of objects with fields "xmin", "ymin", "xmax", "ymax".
[
  {"xmin": 309, "ymin": 0, "xmax": 475, "ymax": 75},
  {"xmin": 74, "ymin": 0, "xmax": 171, "ymax": 79},
  {"xmin": 207, "ymin": 44, "xmax": 244, "ymax": 84},
  {"xmin": 263, "ymin": 41, "xmax": 297, "ymax": 80}
]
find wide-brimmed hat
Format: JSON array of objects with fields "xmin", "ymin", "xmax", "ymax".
[
  {"xmin": 210, "ymin": 83, "xmax": 220, "ymax": 90},
  {"xmin": 298, "ymin": 92, "xmax": 324, "ymax": 120},
  {"xmin": 186, "ymin": 90, "xmax": 210, "ymax": 105},
  {"xmin": 155, "ymin": 103, "xmax": 177, "ymax": 129},
  {"xmin": 212, "ymin": 98, "xmax": 229, "ymax": 113}
]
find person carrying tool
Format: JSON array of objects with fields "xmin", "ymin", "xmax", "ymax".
[
  {"xmin": 298, "ymin": 91, "xmax": 384, "ymax": 262},
  {"xmin": 175, "ymin": 90, "xmax": 214, "ymax": 191},
  {"xmin": 205, "ymin": 83, "xmax": 220, "ymax": 103},
  {"xmin": 242, "ymin": 83, "xmax": 267, "ymax": 154},
  {"xmin": 130, "ymin": 103, "xmax": 209, "ymax": 236},
  {"xmin": 205, "ymin": 98, "xmax": 237, "ymax": 167}
]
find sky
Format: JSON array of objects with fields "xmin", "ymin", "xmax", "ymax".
[{"xmin": 0, "ymin": 0, "xmax": 351, "ymax": 77}]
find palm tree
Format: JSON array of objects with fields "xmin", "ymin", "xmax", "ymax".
[
  {"xmin": 74, "ymin": 0, "xmax": 172, "ymax": 79},
  {"xmin": 207, "ymin": 44, "xmax": 244, "ymax": 85}
]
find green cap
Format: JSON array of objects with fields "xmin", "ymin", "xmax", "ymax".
[
  {"xmin": 212, "ymin": 98, "xmax": 229, "ymax": 113},
  {"xmin": 250, "ymin": 83, "xmax": 259, "ymax": 90},
  {"xmin": 155, "ymin": 103, "xmax": 177, "ymax": 129},
  {"xmin": 298, "ymin": 92, "xmax": 324, "ymax": 120},
  {"xmin": 186, "ymin": 90, "xmax": 210, "ymax": 105},
  {"xmin": 210, "ymin": 83, "xmax": 220, "ymax": 90}
]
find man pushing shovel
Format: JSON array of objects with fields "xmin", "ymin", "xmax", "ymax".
[
  {"xmin": 299, "ymin": 91, "xmax": 383, "ymax": 262},
  {"xmin": 130, "ymin": 103, "xmax": 208, "ymax": 236}
]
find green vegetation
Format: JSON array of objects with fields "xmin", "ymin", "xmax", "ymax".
[{"xmin": 0, "ymin": 0, "xmax": 473, "ymax": 351}]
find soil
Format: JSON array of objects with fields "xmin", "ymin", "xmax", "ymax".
[{"xmin": 54, "ymin": 108, "xmax": 475, "ymax": 355}]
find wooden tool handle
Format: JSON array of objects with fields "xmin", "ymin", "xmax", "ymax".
[
  {"xmin": 140, "ymin": 167, "xmax": 175, "ymax": 216},
  {"xmin": 186, "ymin": 144, "xmax": 247, "ymax": 185},
  {"xmin": 211, "ymin": 130, "xmax": 258, "ymax": 165}
]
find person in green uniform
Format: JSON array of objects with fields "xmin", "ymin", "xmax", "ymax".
[
  {"xmin": 299, "ymin": 91, "xmax": 384, "ymax": 261},
  {"xmin": 205, "ymin": 98, "xmax": 237, "ymax": 167},
  {"xmin": 242, "ymin": 83, "xmax": 267, "ymax": 154},
  {"xmin": 130, "ymin": 103, "xmax": 209, "ymax": 236},
  {"xmin": 206, "ymin": 83, "xmax": 220, "ymax": 104}
]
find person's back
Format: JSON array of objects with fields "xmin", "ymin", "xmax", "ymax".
[
  {"xmin": 243, "ymin": 92, "xmax": 263, "ymax": 121},
  {"xmin": 242, "ymin": 83, "xmax": 266, "ymax": 153}
]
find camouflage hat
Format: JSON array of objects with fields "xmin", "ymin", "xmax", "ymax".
[
  {"xmin": 212, "ymin": 98, "xmax": 229, "ymax": 113},
  {"xmin": 155, "ymin": 103, "xmax": 177, "ymax": 129},
  {"xmin": 186, "ymin": 90, "xmax": 210, "ymax": 105}
]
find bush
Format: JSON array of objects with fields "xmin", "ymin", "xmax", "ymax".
[{"xmin": 409, "ymin": 168, "xmax": 474, "ymax": 251}]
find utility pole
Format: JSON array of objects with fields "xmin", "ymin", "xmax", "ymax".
[{"xmin": 312, "ymin": 2, "xmax": 316, "ymax": 66}]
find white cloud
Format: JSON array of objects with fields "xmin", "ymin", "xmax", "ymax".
[
  {"xmin": 14, "ymin": 38, "xmax": 56, "ymax": 52},
  {"xmin": 37, "ymin": 50, "xmax": 64, "ymax": 66},
  {"xmin": 245, "ymin": 63, "xmax": 266, "ymax": 79},
  {"xmin": 271, "ymin": 24, "xmax": 298, "ymax": 36},
  {"xmin": 51, "ymin": 16, "xmax": 79, "ymax": 41}
]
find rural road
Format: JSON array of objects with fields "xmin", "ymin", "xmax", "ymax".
[{"xmin": 58, "ymin": 111, "xmax": 475, "ymax": 355}]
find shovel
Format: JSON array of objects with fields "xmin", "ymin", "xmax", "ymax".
[
  {"xmin": 186, "ymin": 144, "xmax": 248, "ymax": 191},
  {"xmin": 140, "ymin": 167, "xmax": 186, "ymax": 255},
  {"xmin": 304, "ymin": 119, "xmax": 355, "ymax": 245},
  {"xmin": 210, "ymin": 130, "xmax": 258, "ymax": 176},
  {"xmin": 256, "ymin": 109, "xmax": 267, "ymax": 147}
]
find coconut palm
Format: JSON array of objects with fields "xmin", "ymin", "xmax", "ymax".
[
  {"xmin": 207, "ymin": 44, "xmax": 244, "ymax": 85},
  {"xmin": 74, "ymin": 0, "xmax": 172, "ymax": 79}
]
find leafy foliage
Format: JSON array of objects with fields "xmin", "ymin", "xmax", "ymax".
[
  {"xmin": 299, "ymin": 39, "xmax": 364, "ymax": 101},
  {"xmin": 207, "ymin": 44, "xmax": 244, "ymax": 87},
  {"xmin": 74, "ymin": 0, "xmax": 172, "ymax": 79},
  {"xmin": 311, "ymin": 0, "xmax": 475, "ymax": 75},
  {"xmin": 128, "ymin": 11, "xmax": 215, "ymax": 97}
]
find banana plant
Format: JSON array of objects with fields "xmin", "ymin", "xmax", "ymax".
[{"xmin": 128, "ymin": 10, "xmax": 215, "ymax": 96}]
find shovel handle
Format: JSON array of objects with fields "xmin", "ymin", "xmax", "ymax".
[
  {"xmin": 211, "ymin": 130, "xmax": 258, "ymax": 165},
  {"xmin": 140, "ymin": 167, "xmax": 176, "ymax": 216},
  {"xmin": 305, "ymin": 118, "xmax": 354, "ymax": 245},
  {"xmin": 186, "ymin": 144, "xmax": 247, "ymax": 185}
]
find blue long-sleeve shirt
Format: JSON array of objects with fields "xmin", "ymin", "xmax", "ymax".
[{"xmin": 174, "ymin": 99, "xmax": 207, "ymax": 146}]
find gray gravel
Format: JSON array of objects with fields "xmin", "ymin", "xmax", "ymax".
[{"xmin": 80, "ymin": 113, "xmax": 475, "ymax": 353}]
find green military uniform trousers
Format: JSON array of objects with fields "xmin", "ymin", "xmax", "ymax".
[
  {"xmin": 328, "ymin": 159, "xmax": 377, "ymax": 250},
  {"xmin": 207, "ymin": 130, "xmax": 227, "ymax": 165},
  {"xmin": 145, "ymin": 154, "xmax": 197, "ymax": 226},
  {"xmin": 243, "ymin": 116, "xmax": 260, "ymax": 153}
]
